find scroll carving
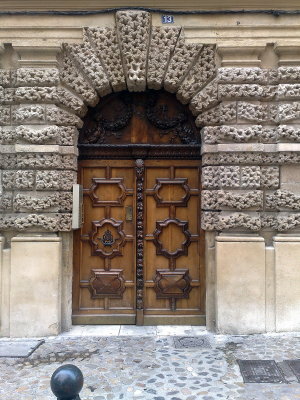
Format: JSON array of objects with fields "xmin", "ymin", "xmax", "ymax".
[
  {"xmin": 78, "ymin": 90, "xmax": 200, "ymax": 146},
  {"xmin": 146, "ymin": 91, "xmax": 199, "ymax": 144},
  {"xmin": 79, "ymin": 92, "xmax": 133, "ymax": 144}
]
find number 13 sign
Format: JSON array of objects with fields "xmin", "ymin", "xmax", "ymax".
[{"xmin": 162, "ymin": 15, "xmax": 174, "ymax": 24}]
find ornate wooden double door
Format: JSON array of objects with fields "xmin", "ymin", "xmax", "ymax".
[{"xmin": 73, "ymin": 158, "xmax": 205, "ymax": 325}]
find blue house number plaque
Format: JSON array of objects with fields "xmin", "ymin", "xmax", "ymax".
[{"xmin": 162, "ymin": 15, "xmax": 174, "ymax": 24}]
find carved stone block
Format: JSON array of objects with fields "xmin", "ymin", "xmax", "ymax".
[
  {"xmin": 147, "ymin": 26, "xmax": 180, "ymax": 90},
  {"xmin": 278, "ymin": 125, "xmax": 300, "ymax": 142},
  {"xmin": 203, "ymin": 152, "xmax": 300, "ymax": 166},
  {"xmin": 0, "ymin": 193, "xmax": 12, "ymax": 210},
  {"xmin": 3, "ymin": 88, "xmax": 15, "ymax": 104},
  {"xmin": 57, "ymin": 88, "xmax": 87, "ymax": 117},
  {"xmin": 219, "ymin": 166, "xmax": 240, "ymax": 188},
  {"xmin": 87, "ymin": 27, "xmax": 126, "ymax": 92},
  {"xmin": 60, "ymin": 54, "xmax": 99, "ymax": 106},
  {"xmin": 0, "ymin": 213, "xmax": 72, "ymax": 231},
  {"xmin": 2, "ymin": 170, "xmax": 35, "ymax": 189},
  {"xmin": 237, "ymin": 102, "xmax": 269, "ymax": 122},
  {"xmin": 164, "ymin": 31, "xmax": 203, "ymax": 93},
  {"xmin": 0, "ymin": 70, "xmax": 11, "ymax": 87},
  {"xmin": 0, "ymin": 106, "xmax": 11, "ymax": 125},
  {"xmin": 277, "ymin": 213, "xmax": 300, "ymax": 231},
  {"xmin": 14, "ymin": 87, "xmax": 58, "ymax": 103},
  {"xmin": 219, "ymin": 84, "xmax": 277, "ymax": 100},
  {"xmin": 218, "ymin": 67, "xmax": 268, "ymax": 84},
  {"xmin": 14, "ymin": 192, "xmax": 72, "ymax": 212},
  {"xmin": 278, "ymin": 84, "xmax": 300, "ymax": 99},
  {"xmin": 202, "ymin": 211, "xmax": 261, "ymax": 231},
  {"xmin": 241, "ymin": 166, "xmax": 261, "ymax": 188},
  {"xmin": 65, "ymin": 39, "xmax": 111, "ymax": 96},
  {"xmin": 61, "ymin": 154, "xmax": 77, "ymax": 170},
  {"xmin": 116, "ymin": 10, "xmax": 151, "ymax": 91},
  {"xmin": 201, "ymin": 125, "xmax": 297, "ymax": 144},
  {"xmin": 12, "ymin": 105, "xmax": 45, "ymax": 124},
  {"xmin": 261, "ymin": 167, "xmax": 280, "ymax": 188},
  {"xmin": 273, "ymin": 102, "xmax": 300, "ymax": 123},
  {"xmin": 189, "ymin": 79, "xmax": 219, "ymax": 114},
  {"xmin": 1, "ymin": 124, "xmax": 76, "ymax": 145},
  {"xmin": 196, "ymin": 102, "xmax": 236, "ymax": 126},
  {"xmin": 58, "ymin": 126, "xmax": 78, "ymax": 146},
  {"xmin": 14, "ymin": 68, "xmax": 59, "ymax": 87},
  {"xmin": 202, "ymin": 166, "xmax": 240, "ymax": 189},
  {"xmin": 202, "ymin": 125, "xmax": 261, "ymax": 144},
  {"xmin": 15, "ymin": 152, "xmax": 60, "ymax": 171},
  {"xmin": 269, "ymin": 67, "xmax": 300, "ymax": 83},
  {"xmin": 202, "ymin": 166, "xmax": 220, "ymax": 188},
  {"xmin": 45, "ymin": 106, "xmax": 83, "ymax": 128},
  {"xmin": 202, "ymin": 190, "xmax": 263, "ymax": 210},
  {"xmin": 16, "ymin": 125, "xmax": 58, "ymax": 144},
  {"xmin": 36, "ymin": 170, "xmax": 76, "ymax": 190},
  {"xmin": 177, "ymin": 44, "xmax": 216, "ymax": 104}
]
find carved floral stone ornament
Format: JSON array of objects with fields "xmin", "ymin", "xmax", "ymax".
[{"xmin": 0, "ymin": 8, "xmax": 300, "ymax": 234}]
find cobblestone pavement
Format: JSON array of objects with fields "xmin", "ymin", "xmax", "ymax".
[{"xmin": 1, "ymin": 326, "xmax": 300, "ymax": 400}]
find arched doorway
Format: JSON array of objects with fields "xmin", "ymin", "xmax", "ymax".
[{"xmin": 72, "ymin": 90, "xmax": 205, "ymax": 325}]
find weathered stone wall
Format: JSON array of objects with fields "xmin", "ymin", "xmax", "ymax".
[
  {"xmin": 0, "ymin": 68, "xmax": 77, "ymax": 231},
  {"xmin": 201, "ymin": 67, "xmax": 300, "ymax": 233}
]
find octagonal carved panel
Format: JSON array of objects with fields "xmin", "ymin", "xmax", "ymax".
[{"xmin": 86, "ymin": 218, "xmax": 126, "ymax": 258}]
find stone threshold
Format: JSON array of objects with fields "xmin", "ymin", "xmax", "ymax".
[{"xmin": 60, "ymin": 325, "xmax": 208, "ymax": 337}]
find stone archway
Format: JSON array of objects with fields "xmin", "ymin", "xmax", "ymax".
[{"xmin": 56, "ymin": 10, "xmax": 217, "ymax": 328}]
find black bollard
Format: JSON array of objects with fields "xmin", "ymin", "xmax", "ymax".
[{"xmin": 50, "ymin": 364, "xmax": 84, "ymax": 400}]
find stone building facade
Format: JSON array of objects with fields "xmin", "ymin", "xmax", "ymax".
[{"xmin": 1, "ymin": 2, "xmax": 300, "ymax": 336}]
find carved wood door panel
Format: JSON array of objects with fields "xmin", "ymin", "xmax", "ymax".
[
  {"xmin": 73, "ymin": 160, "xmax": 136, "ymax": 324},
  {"xmin": 73, "ymin": 159, "xmax": 205, "ymax": 325},
  {"xmin": 143, "ymin": 160, "xmax": 205, "ymax": 325}
]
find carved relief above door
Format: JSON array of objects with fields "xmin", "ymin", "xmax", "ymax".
[{"xmin": 72, "ymin": 90, "xmax": 204, "ymax": 325}]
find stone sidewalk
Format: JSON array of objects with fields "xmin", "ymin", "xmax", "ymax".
[{"xmin": 1, "ymin": 326, "xmax": 300, "ymax": 400}]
